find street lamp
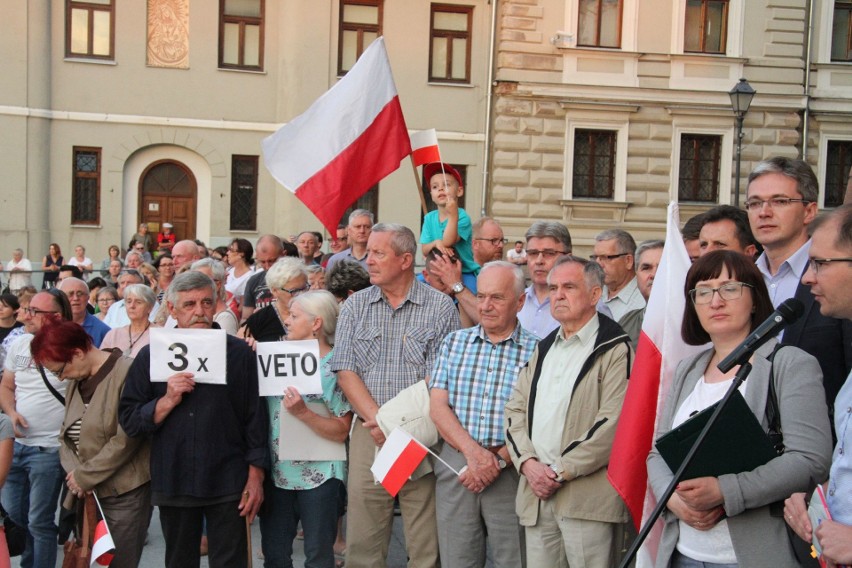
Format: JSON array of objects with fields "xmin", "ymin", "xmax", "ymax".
[{"xmin": 729, "ymin": 78, "xmax": 756, "ymax": 207}]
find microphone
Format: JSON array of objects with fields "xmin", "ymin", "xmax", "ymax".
[{"xmin": 717, "ymin": 298, "xmax": 804, "ymax": 373}]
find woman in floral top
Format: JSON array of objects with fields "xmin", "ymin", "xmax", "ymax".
[{"xmin": 260, "ymin": 290, "xmax": 352, "ymax": 568}]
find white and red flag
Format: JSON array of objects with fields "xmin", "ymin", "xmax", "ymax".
[
  {"xmin": 410, "ymin": 129, "xmax": 441, "ymax": 167},
  {"xmin": 607, "ymin": 202, "xmax": 704, "ymax": 566},
  {"xmin": 371, "ymin": 428, "xmax": 428, "ymax": 497},
  {"xmin": 262, "ymin": 37, "xmax": 411, "ymax": 233},
  {"xmin": 90, "ymin": 494, "xmax": 115, "ymax": 567}
]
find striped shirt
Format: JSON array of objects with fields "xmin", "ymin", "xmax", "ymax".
[
  {"xmin": 431, "ymin": 323, "xmax": 538, "ymax": 446},
  {"xmin": 330, "ymin": 280, "xmax": 460, "ymax": 406}
]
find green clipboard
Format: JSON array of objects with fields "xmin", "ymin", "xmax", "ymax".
[{"xmin": 655, "ymin": 388, "xmax": 779, "ymax": 480}]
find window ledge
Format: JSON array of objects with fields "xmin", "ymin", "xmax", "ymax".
[
  {"xmin": 70, "ymin": 224, "xmax": 103, "ymax": 229},
  {"xmin": 217, "ymin": 67, "xmax": 267, "ymax": 75},
  {"xmin": 64, "ymin": 57, "xmax": 116, "ymax": 66},
  {"xmin": 427, "ymin": 81, "xmax": 474, "ymax": 88},
  {"xmin": 559, "ymin": 200, "xmax": 630, "ymax": 224}
]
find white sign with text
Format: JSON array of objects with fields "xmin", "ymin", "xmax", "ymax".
[
  {"xmin": 149, "ymin": 328, "xmax": 227, "ymax": 384},
  {"xmin": 256, "ymin": 339, "xmax": 322, "ymax": 396}
]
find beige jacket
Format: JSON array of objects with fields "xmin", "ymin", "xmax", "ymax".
[
  {"xmin": 505, "ymin": 315, "xmax": 632, "ymax": 525},
  {"xmin": 60, "ymin": 354, "xmax": 150, "ymax": 505}
]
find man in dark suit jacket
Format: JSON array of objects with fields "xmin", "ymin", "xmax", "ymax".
[{"xmin": 746, "ymin": 157, "xmax": 852, "ymax": 426}]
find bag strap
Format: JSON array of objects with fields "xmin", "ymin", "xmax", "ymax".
[
  {"xmin": 36, "ymin": 364, "xmax": 65, "ymax": 406},
  {"xmin": 765, "ymin": 343, "xmax": 785, "ymax": 455}
]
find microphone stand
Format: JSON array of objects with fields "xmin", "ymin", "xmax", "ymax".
[{"xmin": 618, "ymin": 361, "xmax": 753, "ymax": 568}]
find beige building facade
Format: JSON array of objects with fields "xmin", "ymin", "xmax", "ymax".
[
  {"xmin": 0, "ymin": 0, "xmax": 493, "ymax": 263},
  {"xmin": 490, "ymin": 0, "xmax": 852, "ymax": 253},
  {"xmin": 4, "ymin": 1, "xmax": 852, "ymax": 265}
]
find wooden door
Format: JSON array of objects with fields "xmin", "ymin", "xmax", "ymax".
[{"xmin": 139, "ymin": 160, "xmax": 197, "ymax": 241}]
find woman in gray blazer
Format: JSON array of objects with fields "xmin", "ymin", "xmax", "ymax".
[{"xmin": 647, "ymin": 251, "xmax": 832, "ymax": 567}]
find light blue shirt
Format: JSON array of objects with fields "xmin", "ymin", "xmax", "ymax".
[
  {"xmin": 518, "ymin": 286, "xmax": 558, "ymax": 339},
  {"xmin": 755, "ymin": 240, "xmax": 811, "ymax": 308},
  {"xmin": 828, "ymin": 370, "xmax": 852, "ymax": 524}
]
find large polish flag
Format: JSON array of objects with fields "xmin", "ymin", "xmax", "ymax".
[
  {"xmin": 262, "ymin": 37, "xmax": 411, "ymax": 233},
  {"xmin": 371, "ymin": 428, "xmax": 428, "ymax": 497},
  {"xmin": 607, "ymin": 202, "xmax": 704, "ymax": 566}
]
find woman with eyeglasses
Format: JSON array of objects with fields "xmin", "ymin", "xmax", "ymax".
[
  {"xmin": 259, "ymin": 290, "xmax": 352, "ymax": 568},
  {"xmin": 241, "ymin": 258, "xmax": 309, "ymax": 344},
  {"xmin": 646, "ymin": 250, "xmax": 832, "ymax": 567},
  {"xmin": 225, "ymin": 238, "xmax": 256, "ymax": 310},
  {"xmin": 153, "ymin": 253, "xmax": 175, "ymax": 301},
  {"xmin": 30, "ymin": 319, "xmax": 151, "ymax": 568},
  {"xmin": 95, "ymin": 287, "xmax": 119, "ymax": 322}
]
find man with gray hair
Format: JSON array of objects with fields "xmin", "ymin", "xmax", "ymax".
[
  {"xmin": 517, "ymin": 221, "xmax": 572, "ymax": 338},
  {"xmin": 5, "ymin": 249, "xmax": 32, "ymax": 293},
  {"xmin": 331, "ymin": 223, "xmax": 460, "ymax": 567},
  {"xmin": 119, "ymin": 271, "xmax": 267, "ymax": 568},
  {"xmin": 746, "ymin": 157, "xmax": 852, "ymax": 427},
  {"xmin": 430, "ymin": 261, "xmax": 537, "ymax": 567},
  {"xmin": 592, "ymin": 229, "xmax": 645, "ymax": 345},
  {"xmin": 58, "ymin": 277, "xmax": 110, "ymax": 346},
  {"xmin": 325, "ymin": 209, "xmax": 374, "ymax": 272},
  {"xmin": 506, "ymin": 256, "xmax": 632, "ymax": 568},
  {"xmin": 618, "ymin": 240, "xmax": 664, "ymax": 350}
]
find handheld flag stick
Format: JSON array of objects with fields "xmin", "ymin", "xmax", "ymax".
[{"xmin": 410, "ymin": 158, "xmax": 430, "ymax": 216}]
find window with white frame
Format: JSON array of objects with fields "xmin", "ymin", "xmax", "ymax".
[
  {"xmin": 671, "ymin": 0, "xmax": 742, "ymax": 57},
  {"xmin": 832, "ymin": 0, "xmax": 852, "ymax": 61},
  {"xmin": 563, "ymin": 0, "xmax": 637, "ymax": 51},
  {"xmin": 577, "ymin": 0, "xmax": 622, "ymax": 48},
  {"xmin": 684, "ymin": 0, "xmax": 729, "ymax": 54},
  {"xmin": 565, "ymin": 117, "xmax": 629, "ymax": 201},
  {"xmin": 678, "ymin": 134, "xmax": 722, "ymax": 201},
  {"xmin": 670, "ymin": 120, "xmax": 733, "ymax": 204}
]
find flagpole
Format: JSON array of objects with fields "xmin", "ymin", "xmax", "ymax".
[
  {"xmin": 411, "ymin": 439, "xmax": 464, "ymax": 477},
  {"xmin": 91, "ymin": 490, "xmax": 107, "ymax": 526},
  {"xmin": 410, "ymin": 158, "xmax": 430, "ymax": 216}
]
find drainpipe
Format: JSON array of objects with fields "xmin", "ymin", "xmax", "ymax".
[
  {"xmin": 802, "ymin": 0, "xmax": 815, "ymax": 159},
  {"xmin": 480, "ymin": 0, "xmax": 499, "ymax": 217}
]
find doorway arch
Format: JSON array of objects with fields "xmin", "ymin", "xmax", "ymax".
[{"xmin": 138, "ymin": 159, "xmax": 197, "ymax": 242}]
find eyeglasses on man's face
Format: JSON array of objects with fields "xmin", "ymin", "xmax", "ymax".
[
  {"xmin": 806, "ymin": 257, "xmax": 852, "ymax": 275},
  {"xmin": 475, "ymin": 237, "xmax": 508, "ymax": 247},
  {"xmin": 590, "ymin": 253, "xmax": 629, "ymax": 262},
  {"xmin": 525, "ymin": 249, "xmax": 565, "ymax": 260},
  {"xmin": 743, "ymin": 197, "xmax": 811, "ymax": 211},
  {"xmin": 23, "ymin": 307, "xmax": 57, "ymax": 317}
]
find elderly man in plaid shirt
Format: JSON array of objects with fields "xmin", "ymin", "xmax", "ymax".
[
  {"xmin": 332, "ymin": 223, "xmax": 461, "ymax": 568},
  {"xmin": 430, "ymin": 261, "xmax": 538, "ymax": 567}
]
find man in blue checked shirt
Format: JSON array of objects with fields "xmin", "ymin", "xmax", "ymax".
[{"xmin": 430, "ymin": 261, "xmax": 538, "ymax": 567}]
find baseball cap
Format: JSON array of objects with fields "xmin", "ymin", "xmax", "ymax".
[{"xmin": 423, "ymin": 162, "xmax": 463, "ymax": 187}]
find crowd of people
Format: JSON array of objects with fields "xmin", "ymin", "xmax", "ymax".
[{"xmin": 0, "ymin": 157, "xmax": 848, "ymax": 568}]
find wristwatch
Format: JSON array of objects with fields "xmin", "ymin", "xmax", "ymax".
[
  {"xmin": 497, "ymin": 457, "xmax": 507, "ymax": 470},
  {"xmin": 451, "ymin": 282, "xmax": 465, "ymax": 295},
  {"xmin": 549, "ymin": 463, "xmax": 565, "ymax": 482}
]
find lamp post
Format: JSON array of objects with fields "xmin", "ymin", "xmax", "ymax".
[{"xmin": 729, "ymin": 78, "xmax": 756, "ymax": 207}]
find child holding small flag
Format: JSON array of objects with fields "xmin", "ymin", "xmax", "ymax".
[{"xmin": 420, "ymin": 162, "xmax": 479, "ymax": 294}]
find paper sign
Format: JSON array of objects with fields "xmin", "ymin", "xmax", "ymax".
[
  {"xmin": 149, "ymin": 328, "xmax": 227, "ymax": 384},
  {"xmin": 256, "ymin": 339, "xmax": 322, "ymax": 396},
  {"xmin": 278, "ymin": 401, "xmax": 347, "ymax": 461}
]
